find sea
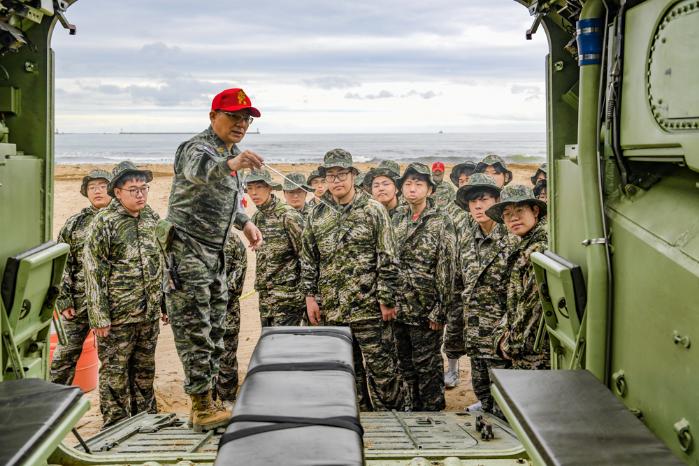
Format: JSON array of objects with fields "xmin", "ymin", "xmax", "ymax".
[{"xmin": 55, "ymin": 132, "xmax": 546, "ymax": 166}]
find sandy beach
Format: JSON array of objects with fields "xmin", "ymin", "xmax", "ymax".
[{"xmin": 54, "ymin": 161, "xmax": 539, "ymax": 439}]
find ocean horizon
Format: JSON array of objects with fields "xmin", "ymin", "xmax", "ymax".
[{"xmin": 55, "ymin": 131, "xmax": 546, "ymax": 165}]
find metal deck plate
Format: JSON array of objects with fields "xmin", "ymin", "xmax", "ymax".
[{"xmin": 76, "ymin": 410, "xmax": 525, "ymax": 463}]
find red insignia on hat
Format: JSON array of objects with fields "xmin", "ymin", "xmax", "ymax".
[{"xmin": 211, "ymin": 88, "xmax": 261, "ymax": 117}]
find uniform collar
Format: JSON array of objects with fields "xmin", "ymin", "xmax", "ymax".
[{"xmin": 257, "ymin": 194, "xmax": 279, "ymax": 213}]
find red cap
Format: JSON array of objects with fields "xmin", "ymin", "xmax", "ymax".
[
  {"xmin": 211, "ymin": 88, "xmax": 261, "ymax": 117},
  {"xmin": 431, "ymin": 161, "xmax": 445, "ymax": 173}
]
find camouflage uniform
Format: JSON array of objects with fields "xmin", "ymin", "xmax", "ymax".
[
  {"xmin": 84, "ymin": 166, "xmax": 163, "ymax": 427},
  {"xmin": 251, "ymin": 186, "xmax": 305, "ymax": 327},
  {"xmin": 165, "ymin": 126, "xmax": 249, "ymax": 396},
  {"xmin": 217, "ymin": 231, "xmax": 248, "ymax": 401},
  {"xmin": 442, "ymin": 202, "xmax": 472, "ymax": 361},
  {"xmin": 487, "ymin": 185, "xmax": 550, "ymax": 370},
  {"xmin": 392, "ymin": 166, "xmax": 456, "ymax": 411},
  {"xmin": 300, "ymin": 148, "xmax": 405, "ymax": 411},
  {"xmin": 51, "ymin": 170, "xmax": 112, "ymax": 384},
  {"xmin": 51, "ymin": 207, "xmax": 99, "ymax": 385},
  {"xmin": 283, "ymin": 172, "xmax": 313, "ymax": 221},
  {"xmin": 453, "ymin": 175, "xmax": 517, "ymax": 412},
  {"xmin": 431, "ymin": 178, "xmax": 456, "ymax": 208}
]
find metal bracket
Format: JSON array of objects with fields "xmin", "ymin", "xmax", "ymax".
[{"xmin": 582, "ymin": 237, "xmax": 608, "ymax": 246}]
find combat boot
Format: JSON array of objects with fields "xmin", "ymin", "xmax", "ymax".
[{"xmin": 191, "ymin": 391, "xmax": 231, "ymax": 432}]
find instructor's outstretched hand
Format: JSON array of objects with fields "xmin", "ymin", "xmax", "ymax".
[
  {"xmin": 243, "ymin": 221, "xmax": 263, "ymax": 250},
  {"xmin": 227, "ymin": 150, "xmax": 263, "ymax": 172}
]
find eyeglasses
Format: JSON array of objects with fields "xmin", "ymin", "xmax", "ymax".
[
  {"xmin": 325, "ymin": 171, "xmax": 352, "ymax": 183},
  {"xmin": 502, "ymin": 205, "xmax": 529, "ymax": 221},
  {"xmin": 219, "ymin": 111, "xmax": 254, "ymax": 125},
  {"xmin": 121, "ymin": 185, "xmax": 150, "ymax": 197},
  {"xmin": 87, "ymin": 184, "xmax": 108, "ymax": 193}
]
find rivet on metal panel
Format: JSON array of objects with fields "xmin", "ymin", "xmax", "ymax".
[
  {"xmin": 554, "ymin": 61, "xmax": 564, "ymax": 72},
  {"xmin": 672, "ymin": 330, "xmax": 691, "ymax": 349},
  {"xmin": 674, "ymin": 418, "xmax": 693, "ymax": 453},
  {"xmin": 612, "ymin": 370, "xmax": 627, "ymax": 397}
]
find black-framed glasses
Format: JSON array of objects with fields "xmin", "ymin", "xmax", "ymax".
[
  {"xmin": 219, "ymin": 111, "xmax": 254, "ymax": 125},
  {"xmin": 122, "ymin": 185, "xmax": 150, "ymax": 197},
  {"xmin": 325, "ymin": 171, "xmax": 352, "ymax": 183}
]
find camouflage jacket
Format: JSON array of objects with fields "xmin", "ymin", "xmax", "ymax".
[
  {"xmin": 84, "ymin": 200, "xmax": 163, "ymax": 328},
  {"xmin": 447, "ymin": 202, "xmax": 474, "ymax": 239},
  {"xmin": 494, "ymin": 221, "xmax": 549, "ymax": 363},
  {"xmin": 166, "ymin": 126, "xmax": 249, "ymax": 248},
  {"xmin": 252, "ymin": 195, "xmax": 305, "ymax": 295},
  {"xmin": 392, "ymin": 199, "xmax": 456, "ymax": 326},
  {"xmin": 224, "ymin": 231, "xmax": 247, "ymax": 296},
  {"xmin": 430, "ymin": 179, "xmax": 456, "ymax": 209},
  {"xmin": 298, "ymin": 203, "xmax": 313, "ymax": 222},
  {"xmin": 458, "ymin": 222, "xmax": 517, "ymax": 357},
  {"xmin": 56, "ymin": 206, "xmax": 100, "ymax": 313},
  {"xmin": 300, "ymin": 189, "xmax": 400, "ymax": 323}
]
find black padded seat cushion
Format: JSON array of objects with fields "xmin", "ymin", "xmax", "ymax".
[
  {"xmin": 491, "ymin": 369, "xmax": 685, "ymax": 466},
  {"xmin": 216, "ymin": 326, "xmax": 364, "ymax": 466},
  {"xmin": 0, "ymin": 378, "xmax": 83, "ymax": 466}
]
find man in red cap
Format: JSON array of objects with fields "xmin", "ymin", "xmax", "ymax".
[
  {"xmin": 430, "ymin": 161, "xmax": 456, "ymax": 209},
  {"xmin": 164, "ymin": 88, "xmax": 264, "ymax": 432}
]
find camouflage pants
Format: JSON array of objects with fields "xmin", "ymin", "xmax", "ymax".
[
  {"xmin": 470, "ymin": 356, "xmax": 510, "ymax": 413},
  {"xmin": 216, "ymin": 290, "xmax": 241, "ymax": 402},
  {"xmin": 258, "ymin": 290, "xmax": 305, "ymax": 327},
  {"xmin": 443, "ymin": 303, "xmax": 466, "ymax": 360},
  {"xmin": 394, "ymin": 322, "xmax": 445, "ymax": 411},
  {"xmin": 166, "ymin": 236, "xmax": 227, "ymax": 395},
  {"xmin": 97, "ymin": 320, "xmax": 160, "ymax": 428},
  {"xmin": 329, "ymin": 319, "xmax": 405, "ymax": 412},
  {"xmin": 50, "ymin": 309, "xmax": 90, "ymax": 385}
]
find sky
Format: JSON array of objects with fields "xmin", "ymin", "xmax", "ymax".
[{"xmin": 52, "ymin": 0, "xmax": 548, "ymax": 134}]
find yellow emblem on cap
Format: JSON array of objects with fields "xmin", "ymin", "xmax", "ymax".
[{"xmin": 237, "ymin": 90, "xmax": 248, "ymax": 104}]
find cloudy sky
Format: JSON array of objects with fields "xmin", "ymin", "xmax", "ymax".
[{"xmin": 52, "ymin": 0, "xmax": 548, "ymax": 133}]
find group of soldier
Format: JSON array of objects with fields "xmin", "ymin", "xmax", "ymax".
[{"xmin": 50, "ymin": 87, "xmax": 551, "ymax": 434}]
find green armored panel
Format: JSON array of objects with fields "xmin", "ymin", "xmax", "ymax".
[
  {"xmin": 606, "ymin": 166, "xmax": 699, "ymax": 463},
  {"xmin": 621, "ymin": 0, "xmax": 699, "ymax": 172},
  {"xmin": 0, "ymin": 157, "xmax": 44, "ymax": 280}
]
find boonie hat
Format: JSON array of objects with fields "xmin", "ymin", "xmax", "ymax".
[
  {"xmin": 475, "ymin": 154, "xmax": 513, "ymax": 185},
  {"xmin": 364, "ymin": 160, "xmax": 401, "ymax": 188},
  {"xmin": 318, "ymin": 148, "xmax": 358, "ymax": 177},
  {"xmin": 398, "ymin": 162, "xmax": 436, "ymax": 190},
  {"xmin": 455, "ymin": 173, "xmax": 501, "ymax": 211},
  {"xmin": 246, "ymin": 168, "xmax": 282, "ymax": 190},
  {"xmin": 307, "ymin": 169, "xmax": 323, "ymax": 185},
  {"xmin": 283, "ymin": 172, "xmax": 312, "ymax": 192},
  {"xmin": 530, "ymin": 162, "xmax": 548, "ymax": 185},
  {"xmin": 108, "ymin": 161, "xmax": 153, "ymax": 197},
  {"xmin": 211, "ymin": 88, "xmax": 261, "ymax": 118},
  {"xmin": 449, "ymin": 161, "xmax": 476, "ymax": 187},
  {"xmin": 486, "ymin": 184, "xmax": 547, "ymax": 224},
  {"xmin": 81, "ymin": 169, "xmax": 112, "ymax": 197},
  {"xmin": 533, "ymin": 178, "xmax": 547, "ymax": 199}
]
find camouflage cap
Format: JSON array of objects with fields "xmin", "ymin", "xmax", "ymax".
[
  {"xmin": 397, "ymin": 162, "xmax": 436, "ymax": 189},
  {"xmin": 455, "ymin": 173, "xmax": 501, "ymax": 211},
  {"xmin": 364, "ymin": 160, "xmax": 401, "ymax": 188},
  {"xmin": 485, "ymin": 184, "xmax": 547, "ymax": 224},
  {"xmin": 80, "ymin": 169, "xmax": 112, "ymax": 197},
  {"xmin": 306, "ymin": 169, "xmax": 323, "ymax": 184},
  {"xmin": 530, "ymin": 162, "xmax": 548, "ymax": 185},
  {"xmin": 318, "ymin": 148, "xmax": 358, "ymax": 176},
  {"xmin": 449, "ymin": 161, "xmax": 476, "ymax": 187},
  {"xmin": 108, "ymin": 161, "xmax": 153, "ymax": 197},
  {"xmin": 245, "ymin": 168, "xmax": 282, "ymax": 190},
  {"xmin": 475, "ymin": 154, "xmax": 513, "ymax": 185},
  {"xmin": 283, "ymin": 172, "xmax": 312, "ymax": 192}
]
